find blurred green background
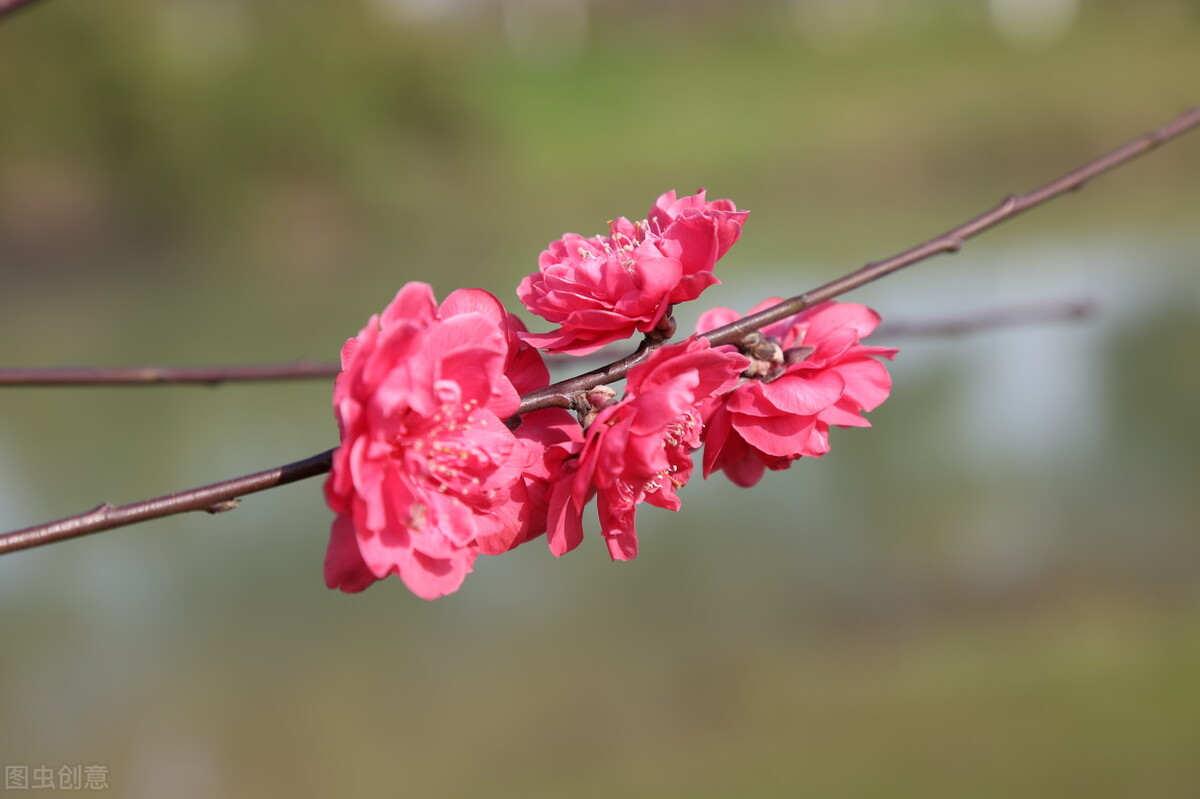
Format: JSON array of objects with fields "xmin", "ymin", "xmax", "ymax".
[{"xmin": 1, "ymin": 0, "xmax": 1198, "ymax": 796}]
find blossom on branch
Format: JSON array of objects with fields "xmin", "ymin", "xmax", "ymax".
[
  {"xmin": 474, "ymin": 407, "xmax": 582, "ymax": 556},
  {"xmin": 697, "ymin": 300, "xmax": 897, "ymax": 487},
  {"xmin": 324, "ymin": 282, "xmax": 549, "ymax": 599},
  {"xmin": 323, "ymin": 197, "xmax": 895, "ymax": 599},
  {"xmin": 546, "ymin": 338, "xmax": 748, "ymax": 560},
  {"xmin": 518, "ymin": 190, "xmax": 749, "ymax": 355}
]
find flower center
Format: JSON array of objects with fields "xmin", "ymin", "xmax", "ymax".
[
  {"xmin": 392, "ymin": 398, "xmax": 498, "ymax": 502},
  {"xmin": 629, "ymin": 411, "xmax": 698, "ymax": 501}
]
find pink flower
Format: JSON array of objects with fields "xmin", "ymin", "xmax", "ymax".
[
  {"xmin": 697, "ymin": 300, "xmax": 897, "ymax": 487},
  {"xmin": 324, "ymin": 282, "xmax": 544, "ymax": 599},
  {"xmin": 546, "ymin": 338, "xmax": 747, "ymax": 560},
  {"xmin": 473, "ymin": 407, "xmax": 582, "ymax": 556},
  {"xmin": 647, "ymin": 189, "xmax": 747, "ymax": 301},
  {"xmin": 518, "ymin": 190, "xmax": 749, "ymax": 355}
]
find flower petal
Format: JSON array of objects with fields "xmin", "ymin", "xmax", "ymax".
[{"xmin": 324, "ymin": 514, "xmax": 378, "ymax": 593}]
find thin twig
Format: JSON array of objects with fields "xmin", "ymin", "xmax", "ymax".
[
  {"xmin": 0, "ymin": 360, "xmax": 341, "ymax": 387},
  {"xmin": 874, "ymin": 299, "xmax": 1096, "ymax": 338},
  {"xmin": 0, "ymin": 302, "xmax": 1093, "ymax": 389},
  {"xmin": 543, "ymin": 298, "xmax": 1096, "ymax": 363},
  {"xmin": 1, "ymin": 106, "xmax": 1197, "ymax": 556},
  {"xmin": 0, "ymin": 450, "xmax": 335, "ymax": 554}
]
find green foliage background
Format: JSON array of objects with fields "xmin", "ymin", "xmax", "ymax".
[{"xmin": 0, "ymin": 1, "xmax": 1198, "ymax": 796}]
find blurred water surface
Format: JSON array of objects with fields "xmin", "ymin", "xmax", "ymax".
[{"xmin": 1, "ymin": 2, "xmax": 1198, "ymax": 797}]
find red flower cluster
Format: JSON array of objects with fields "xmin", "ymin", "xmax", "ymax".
[{"xmin": 326, "ymin": 191, "xmax": 896, "ymax": 598}]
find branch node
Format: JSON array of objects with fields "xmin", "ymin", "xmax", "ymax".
[
  {"xmin": 204, "ymin": 499, "xmax": 242, "ymax": 514},
  {"xmin": 87, "ymin": 503, "xmax": 115, "ymax": 518}
]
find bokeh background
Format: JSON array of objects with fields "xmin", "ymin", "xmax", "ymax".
[{"xmin": 1, "ymin": 0, "xmax": 1198, "ymax": 796}]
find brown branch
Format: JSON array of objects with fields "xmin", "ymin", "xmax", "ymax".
[
  {"xmin": 1, "ymin": 106, "xmax": 1197, "ymax": 556},
  {"xmin": 517, "ymin": 106, "xmax": 1200, "ymax": 413},
  {"xmin": 0, "ymin": 450, "xmax": 335, "ymax": 555},
  {"xmin": 0, "ymin": 360, "xmax": 341, "ymax": 387},
  {"xmin": 543, "ymin": 299, "xmax": 1096, "ymax": 366}
]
